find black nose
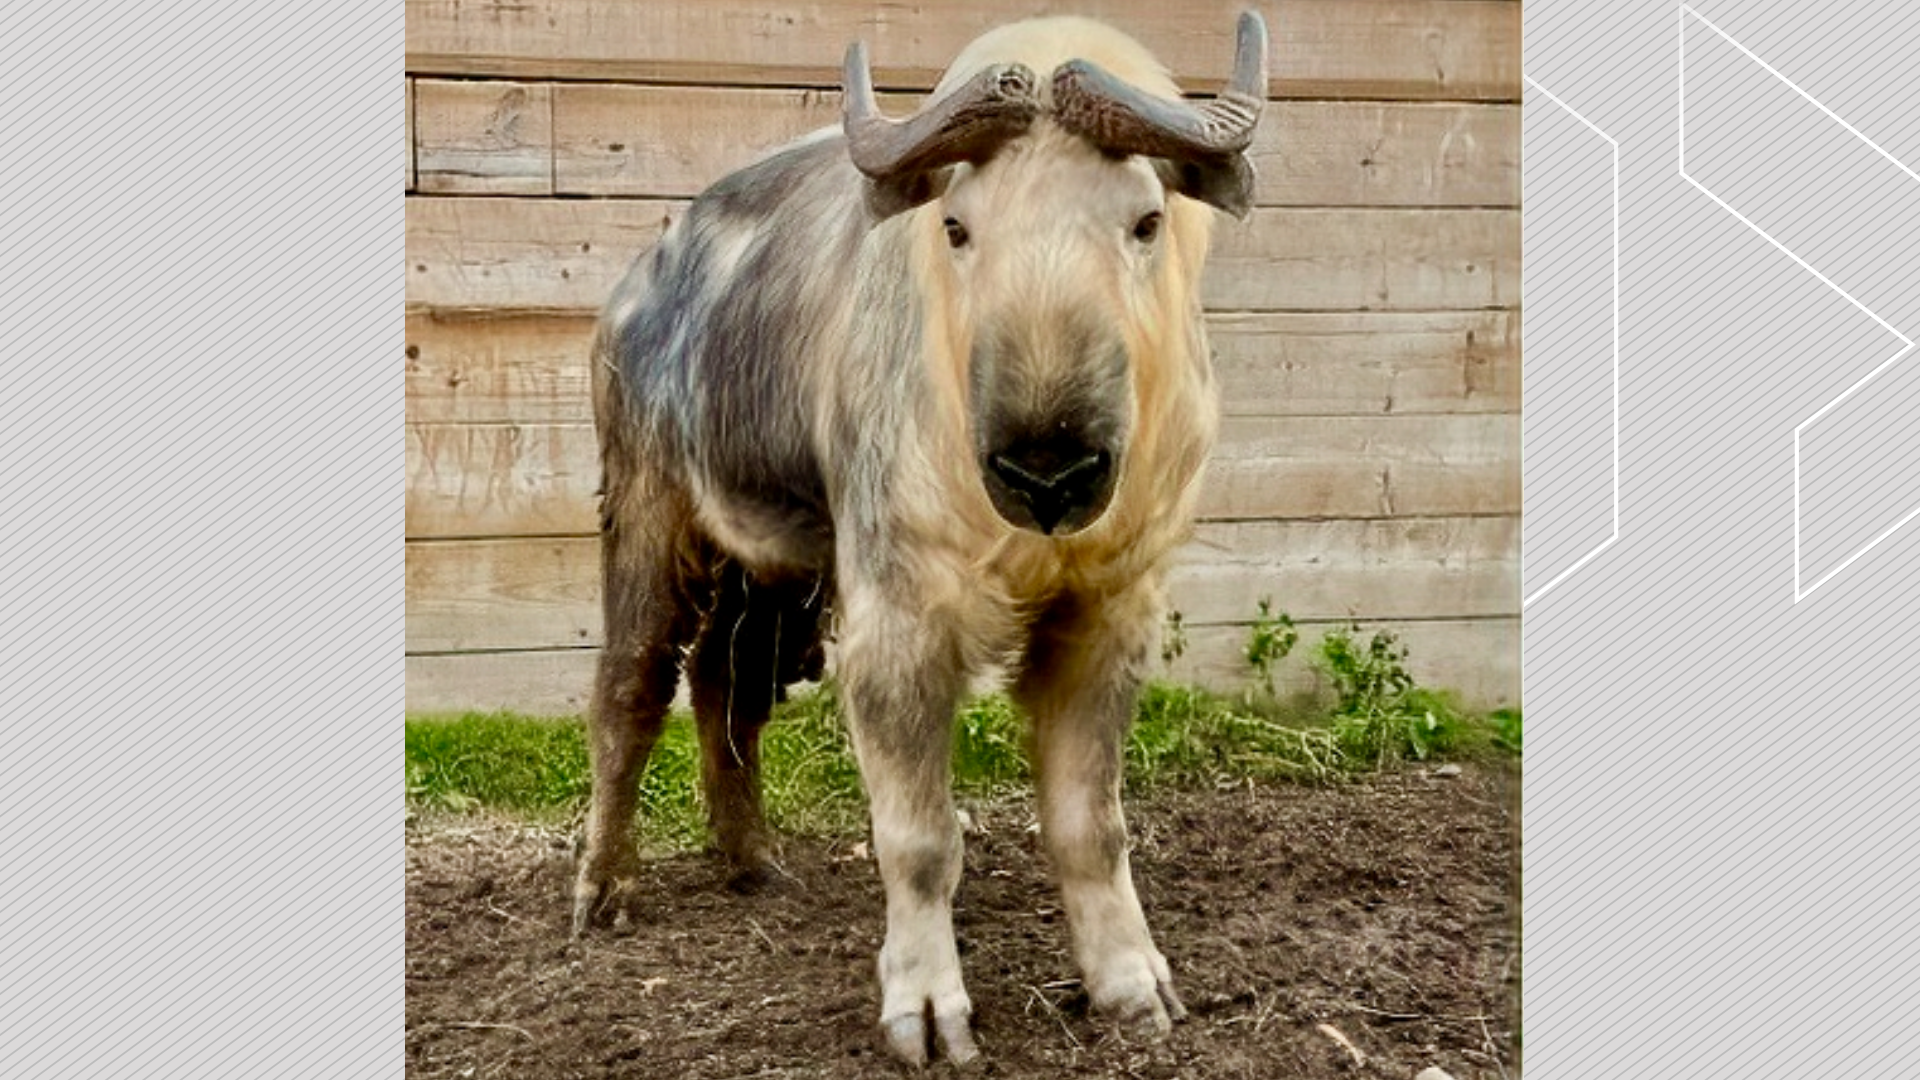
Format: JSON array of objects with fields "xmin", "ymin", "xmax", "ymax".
[{"xmin": 983, "ymin": 437, "xmax": 1116, "ymax": 535}]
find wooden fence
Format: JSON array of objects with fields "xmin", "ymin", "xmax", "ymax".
[{"xmin": 404, "ymin": 0, "xmax": 1521, "ymax": 715}]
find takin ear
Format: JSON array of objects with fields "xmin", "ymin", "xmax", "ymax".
[
  {"xmin": 1154, "ymin": 155, "xmax": 1256, "ymax": 219},
  {"xmin": 862, "ymin": 167, "xmax": 955, "ymax": 221}
]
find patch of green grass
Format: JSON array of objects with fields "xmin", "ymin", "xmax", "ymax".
[
  {"xmin": 407, "ymin": 685, "xmax": 1518, "ymax": 847},
  {"xmin": 1128, "ymin": 681, "xmax": 1340, "ymax": 786},
  {"xmin": 405, "ymin": 610, "xmax": 1520, "ymax": 847},
  {"xmin": 404, "ymin": 684, "xmax": 1048, "ymax": 847},
  {"xmin": 404, "ymin": 712, "xmax": 593, "ymax": 814}
]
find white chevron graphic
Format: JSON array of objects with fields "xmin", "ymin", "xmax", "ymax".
[
  {"xmin": 1678, "ymin": 3, "xmax": 1920, "ymax": 601},
  {"xmin": 1522, "ymin": 76, "xmax": 1621, "ymax": 608}
]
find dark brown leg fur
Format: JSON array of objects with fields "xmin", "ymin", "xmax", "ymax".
[
  {"xmin": 687, "ymin": 565, "xmax": 826, "ymax": 887},
  {"xmin": 571, "ymin": 481, "xmax": 695, "ymax": 935}
]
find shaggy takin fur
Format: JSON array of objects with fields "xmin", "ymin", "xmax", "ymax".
[{"xmin": 573, "ymin": 13, "xmax": 1267, "ymax": 1066}]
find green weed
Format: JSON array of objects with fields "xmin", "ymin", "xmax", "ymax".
[
  {"xmin": 1242, "ymin": 598, "xmax": 1297, "ymax": 701},
  {"xmin": 1312, "ymin": 622, "xmax": 1472, "ymax": 767},
  {"xmin": 1489, "ymin": 706, "xmax": 1523, "ymax": 755}
]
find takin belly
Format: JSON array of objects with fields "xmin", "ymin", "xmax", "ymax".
[{"xmin": 690, "ymin": 464, "xmax": 836, "ymax": 579}]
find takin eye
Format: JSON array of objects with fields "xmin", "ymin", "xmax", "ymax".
[
  {"xmin": 943, "ymin": 217, "xmax": 970, "ymax": 249},
  {"xmin": 1131, "ymin": 211, "xmax": 1163, "ymax": 243}
]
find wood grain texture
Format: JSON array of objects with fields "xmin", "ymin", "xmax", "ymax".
[
  {"xmin": 407, "ymin": 649, "xmax": 599, "ymax": 717},
  {"xmin": 407, "ymin": 422, "xmax": 600, "ymax": 538},
  {"xmin": 414, "ymin": 79, "xmax": 553, "ymax": 195},
  {"xmin": 406, "ymin": 0, "xmax": 1519, "ymax": 101},
  {"xmin": 551, "ymin": 83, "xmax": 844, "ymax": 198},
  {"xmin": 1206, "ymin": 208, "xmax": 1517, "ymax": 311},
  {"xmin": 407, "ymin": 536, "xmax": 601, "ymax": 652},
  {"xmin": 405, "ymin": 197, "xmax": 1516, "ymax": 313},
  {"xmin": 406, "ymin": 312, "xmax": 596, "ymax": 425},
  {"xmin": 542, "ymin": 85, "xmax": 1515, "ymax": 207},
  {"xmin": 404, "ymin": 309, "xmax": 1518, "ymax": 425},
  {"xmin": 405, "ymin": 616, "xmax": 1517, "ymax": 716},
  {"xmin": 406, "ymin": 516, "xmax": 1515, "ymax": 653},
  {"xmin": 1210, "ymin": 310, "xmax": 1518, "ymax": 416},
  {"xmin": 1168, "ymin": 516, "xmax": 1518, "ymax": 623},
  {"xmin": 406, "ymin": 197, "xmax": 684, "ymax": 313},
  {"xmin": 1256, "ymin": 101, "xmax": 1517, "ymax": 208},
  {"xmin": 1200, "ymin": 414, "xmax": 1519, "ymax": 521},
  {"xmin": 406, "ymin": 415, "xmax": 1517, "ymax": 538}
]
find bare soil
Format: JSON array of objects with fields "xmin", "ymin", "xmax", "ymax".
[{"xmin": 407, "ymin": 764, "xmax": 1518, "ymax": 1079}]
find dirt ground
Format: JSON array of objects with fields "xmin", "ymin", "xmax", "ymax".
[{"xmin": 407, "ymin": 763, "xmax": 1518, "ymax": 1079}]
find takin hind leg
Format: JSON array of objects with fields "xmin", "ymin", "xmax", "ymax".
[
  {"xmin": 686, "ymin": 564, "xmax": 823, "ymax": 887},
  {"xmin": 572, "ymin": 485, "xmax": 696, "ymax": 936},
  {"xmin": 1013, "ymin": 583, "xmax": 1186, "ymax": 1038}
]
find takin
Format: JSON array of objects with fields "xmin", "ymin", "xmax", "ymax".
[{"xmin": 573, "ymin": 12, "xmax": 1268, "ymax": 1066}]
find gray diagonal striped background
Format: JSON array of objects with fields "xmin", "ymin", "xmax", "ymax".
[
  {"xmin": 1527, "ymin": 1, "xmax": 1920, "ymax": 1077},
  {"xmin": 1524, "ymin": 79, "xmax": 1618, "ymax": 604},
  {"xmin": 0, "ymin": 3, "xmax": 402, "ymax": 1078},
  {"xmin": 1680, "ymin": 5, "xmax": 1920, "ymax": 596},
  {"xmin": 4, "ymin": 1, "xmax": 1920, "ymax": 1077}
]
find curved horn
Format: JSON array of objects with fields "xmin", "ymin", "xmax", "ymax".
[
  {"xmin": 1051, "ymin": 11, "xmax": 1268, "ymax": 160},
  {"xmin": 841, "ymin": 41, "xmax": 1042, "ymax": 180}
]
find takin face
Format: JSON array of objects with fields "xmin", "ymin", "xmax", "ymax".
[
  {"xmin": 941, "ymin": 132, "xmax": 1158, "ymax": 537},
  {"xmin": 840, "ymin": 14, "xmax": 1264, "ymax": 541}
]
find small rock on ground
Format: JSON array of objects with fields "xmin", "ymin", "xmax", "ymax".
[{"xmin": 1414, "ymin": 1068, "xmax": 1457, "ymax": 1080}]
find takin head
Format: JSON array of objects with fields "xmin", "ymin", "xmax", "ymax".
[{"xmin": 841, "ymin": 13, "xmax": 1267, "ymax": 536}]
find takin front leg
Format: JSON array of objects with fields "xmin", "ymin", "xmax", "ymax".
[
  {"xmin": 837, "ymin": 580, "xmax": 979, "ymax": 1067},
  {"xmin": 1014, "ymin": 585, "xmax": 1186, "ymax": 1037}
]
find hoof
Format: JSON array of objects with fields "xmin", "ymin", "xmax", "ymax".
[{"xmin": 882, "ymin": 1007, "xmax": 980, "ymax": 1068}]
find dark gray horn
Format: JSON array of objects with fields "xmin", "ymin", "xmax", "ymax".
[
  {"xmin": 1050, "ymin": 11, "xmax": 1268, "ymax": 160},
  {"xmin": 841, "ymin": 41, "xmax": 1042, "ymax": 181}
]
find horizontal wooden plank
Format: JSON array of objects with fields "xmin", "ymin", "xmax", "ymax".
[
  {"xmin": 551, "ymin": 83, "xmax": 841, "ymax": 200},
  {"xmin": 1207, "ymin": 208, "xmax": 1516, "ymax": 311},
  {"xmin": 414, "ymin": 79, "xmax": 552, "ymax": 195},
  {"xmin": 406, "ymin": 312, "xmax": 595, "ymax": 424},
  {"xmin": 1209, "ymin": 310, "xmax": 1518, "ymax": 416},
  {"xmin": 407, "ymin": 422, "xmax": 601, "ymax": 538},
  {"xmin": 408, "ymin": 649, "xmax": 598, "ymax": 717},
  {"xmin": 1168, "ymin": 516, "xmax": 1517, "ymax": 624},
  {"xmin": 405, "ymin": 196, "xmax": 1517, "ymax": 313},
  {"xmin": 1200, "ymin": 414, "xmax": 1518, "ymax": 520},
  {"xmin": 406, "ymin": 0, "xmax": 1519, "ymax": 102},
  {"xmin": 407, "ymin": 536, "xmax": 600, "ymax": 652},
  {"xmin": 404, "ymin": 309, "xmax": 1518, "ymax": 426},
  {"xmin": 406, "ymin": 197, "xmax": 684, "ymax": 313},
  {"xmin": 539, "ymin": 84, "xmax": 1514, "ymax": 206},
  {"xmin": 405, "ymin": 516, "xmax": 1515, "ymax": 653},
  {"xmin": 406, "ymin": 414, "xmax": 1516, "ymax": 538},
  {"xmin": 405, "ymin": 615, "xmax": 1518, "ymax": 717},
  {"xmin": 1261, "ymin": 102, "xmax": 1517, "ymax": 208}
]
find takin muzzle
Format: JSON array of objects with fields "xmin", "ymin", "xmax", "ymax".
[{"xmin": 971, "ymin": 320, "xmax": 1131, "ymax": 536}]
